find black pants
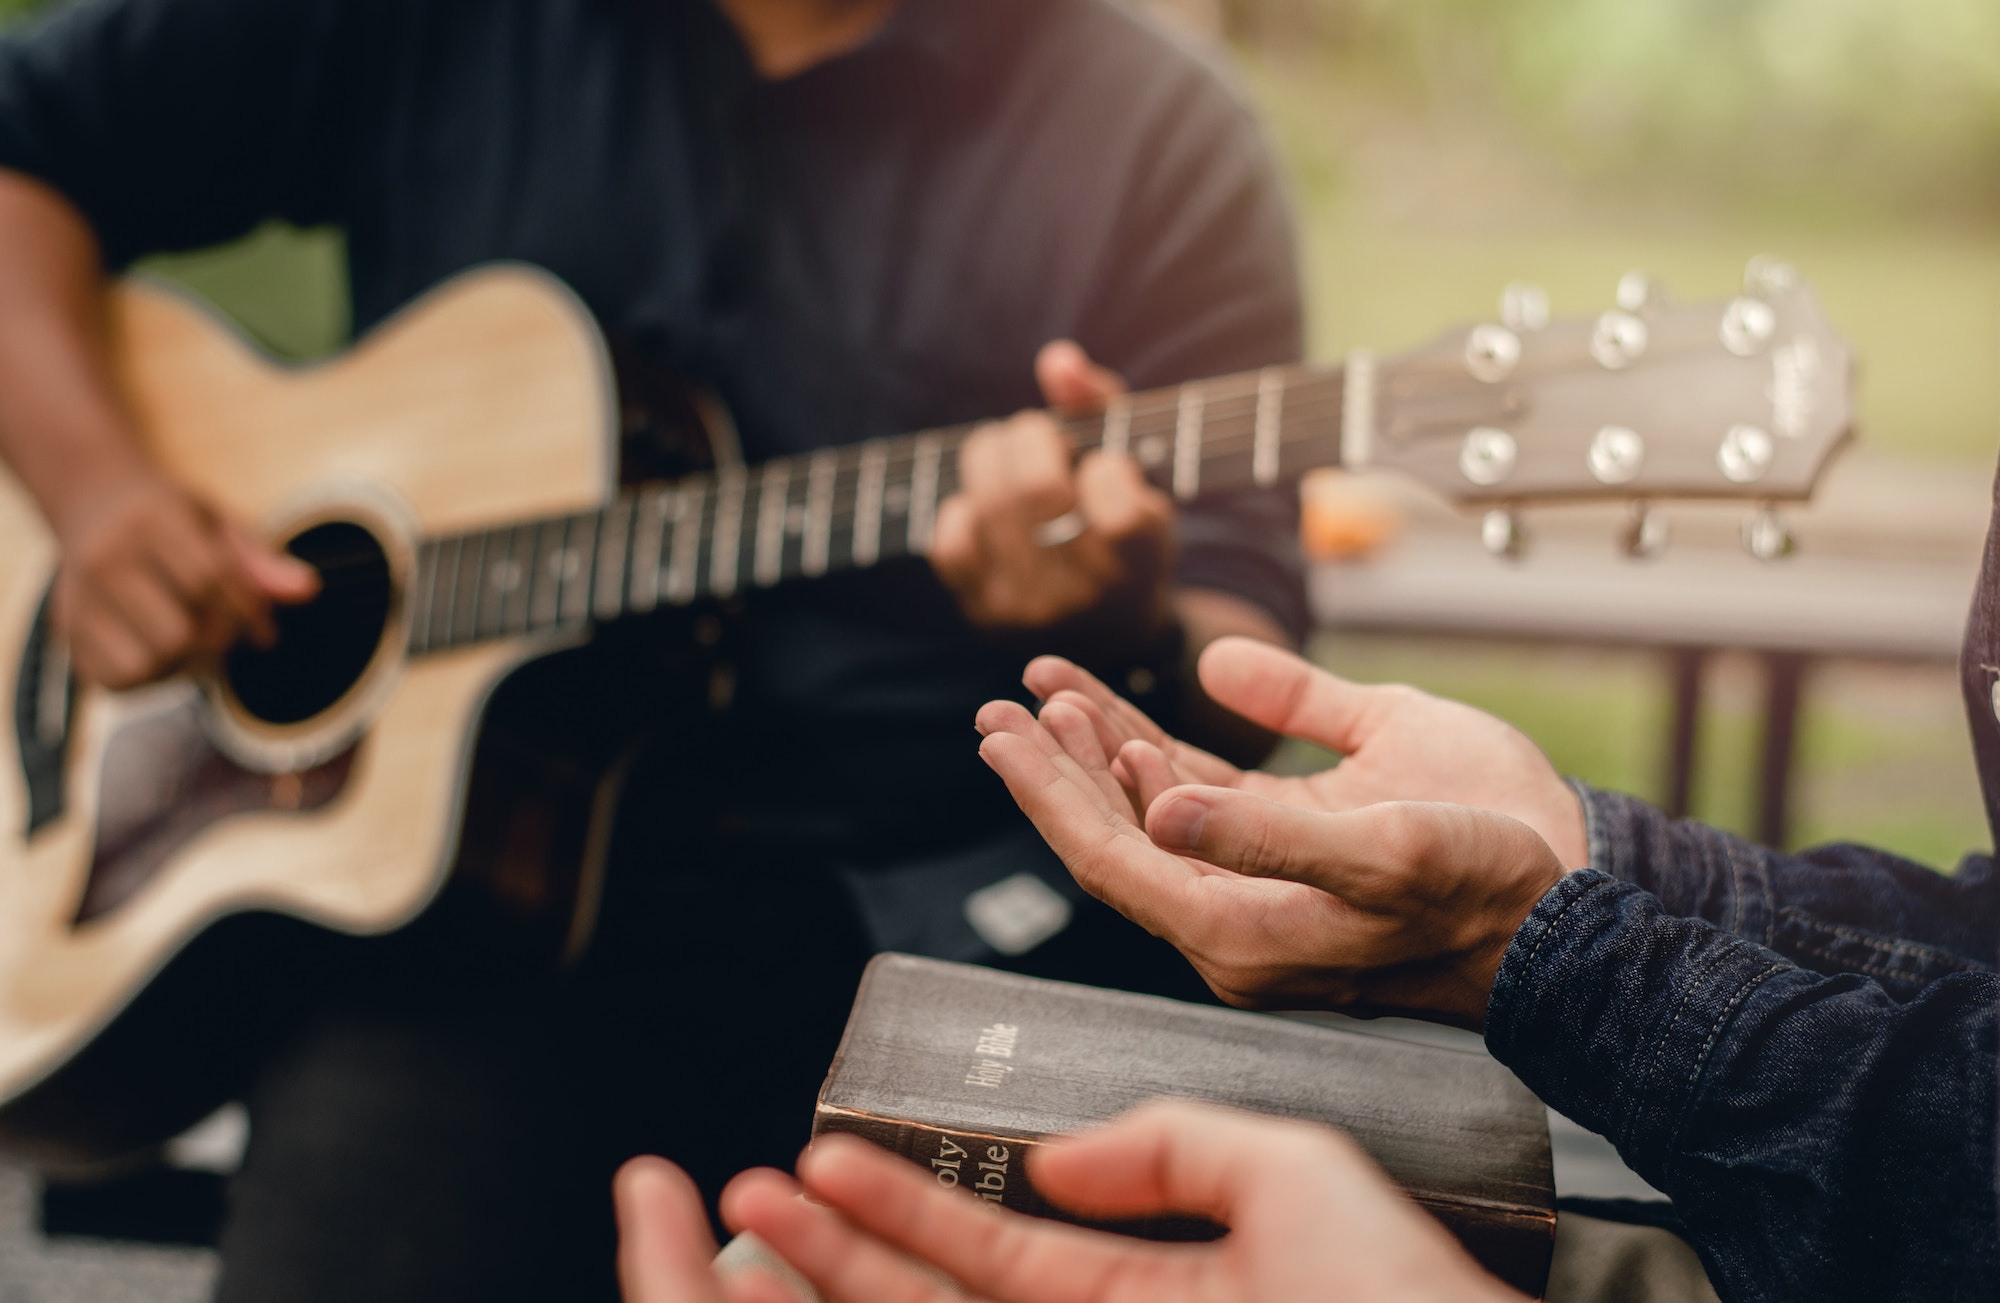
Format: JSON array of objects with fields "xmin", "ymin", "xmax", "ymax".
[{"xmin": 209, "ymin": 747, "xmax": 1211, "ymax": 1303}]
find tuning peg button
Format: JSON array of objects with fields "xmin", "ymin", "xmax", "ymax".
[
  {"xmin": 1720, "ymin": 297, "xmax": 1778, "ymax": 357},
  {"xmin": 1718, "ymin": 424, "xmax": 1775, "ymax": 483},
  {"xmin": 1621, "ymin": 503, "xmax": 1669, "ymax": 559},
  {"xmin": 1460, "ymin": 427, "xmax": 1518, "ymax": 486},
  {"xmin": 1591, "ymin": 311, "xmax": 1649, "ymax": 370},
  {"xmin": 1500, "ymin": 283, "xmax": 1550, "ymax": 332},
  {"xmin": 1481, "ymin": 508, "xmax": 1527, "ymax": 561},
  {"xmin": 1743, "ymin": 508, "xmax": 1796, "ymax": 562},
  {"xmin": 1616, "ymin": 271, "xmax": 1657, "ymax": 312},
  {"xmin": 1465, "ymin": 324, "xmax": 1522, "ymax": 383}
]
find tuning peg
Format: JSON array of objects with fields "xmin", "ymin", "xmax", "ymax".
[
  {"xmin": 1481, "ymin": 508, "xmax": 1527, "ymax": 561},
  {"xmin": 1500, "ymin": 282, "xmax": 1549, "ymax": 332},
  {"xmin": 1742, "ymin": 508, "xmax": 1796, "ymax": 562},
  {"xmin": 1620, "ymin": 503, "xmax": 1669, "ymax": 560},
  {"xmin": 1615, "ymin": 271, "xmax": 1660, "ymax": 312},
  {"xmin": 1744, "ymin": 255, "xmax": 1798, "ymax": 298}
]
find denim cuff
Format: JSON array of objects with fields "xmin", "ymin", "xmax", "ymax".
[
  {"xmin": 1486, "ymin": 869, "xmax": 1784, "ymax": 1179},
  {"xmin": 1569, "ymin": 783, "xmax": 1779, "ymax": 949}
]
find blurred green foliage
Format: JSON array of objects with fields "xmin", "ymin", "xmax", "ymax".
[{"xmin": 1229, "ymin": 0, "xmax": 2000, "ymax": 218}]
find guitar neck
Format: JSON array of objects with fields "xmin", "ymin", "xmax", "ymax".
[{"xmin": 401, "ymin": 361, "xmax": 1359, "ymax": 655}]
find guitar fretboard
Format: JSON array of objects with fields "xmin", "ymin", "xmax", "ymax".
[{"xmin": 404, "ymin": 364, "xmax": 1348, "ymax": 655}]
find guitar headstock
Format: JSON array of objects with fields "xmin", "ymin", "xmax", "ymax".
[{"xmin": 1362, "ymin": 257, "xmax": 1853, "ymax": 559}]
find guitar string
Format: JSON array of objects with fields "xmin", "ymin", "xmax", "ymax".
[
  {"xmin": 365, "ymin": 389, "xmax": 1350, "ymax": 591},
  {"xmin": 394, "ymin": 384, "xmax": 1352, "ymax": 639},
  {"xmin": 390, "ymin": 408, "xmax": 1351, "ymax": 626}
]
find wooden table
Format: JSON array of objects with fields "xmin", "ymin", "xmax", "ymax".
[{"xmin": 1311, "ymin": 534, "xmax": 1975, "ymax": 847}]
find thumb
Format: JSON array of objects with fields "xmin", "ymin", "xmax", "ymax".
[
  {"xmin": 224, "ymin": 525, "xmax": 321, "ymax": 603},
  {"xmin": 1147, "ymin": 784, "xmax": 1404, "ymax": 905},
  {"xmin": 1195, "ymin": 636, "xmax": 1383, "ymax": 756},
  {"xmin": 1035, "ymin": 339, "xmax": 1125, "ymax": 414}
]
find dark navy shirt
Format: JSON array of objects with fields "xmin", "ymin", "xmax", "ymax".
[{"xmin": 0, "ymin": 0, "xmax": 1306, "ymax": 867}]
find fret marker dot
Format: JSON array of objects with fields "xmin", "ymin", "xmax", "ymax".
[
  {"xmin": 786, "ymin": 504, "xmax": 807, "ymax": 535},
  {"xmin": 490, "ymin": 560, "xmax": 522, "ymax": 593},
  {"xmin": 549, "ymin": 548, "xmax": 581, "ymax": 580},
  {"xmin": 884, "ymin": 484, "xmax": 910, "ymax": 515},
  {"xmin": 1137, "ymin": 434, "xmax": 1168, "ymax": 468}
]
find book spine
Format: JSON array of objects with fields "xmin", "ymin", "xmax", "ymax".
[
  {"xmin": 809, "ymin": 1105, "xmax": 1218, "ymax": 1242},
  {"xmin": 810, "ymin": 1108, "xmax": 1058, "ymax": 1220}
]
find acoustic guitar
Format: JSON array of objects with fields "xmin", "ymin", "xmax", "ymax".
[{"xmin": 0, "ymin": 261, "xmax": 1851, "ymax": 1165}]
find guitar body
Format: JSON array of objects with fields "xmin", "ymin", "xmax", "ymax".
[{"xmin": 0, "ymin": 267, "xmax": 622, "ymax": 1165}]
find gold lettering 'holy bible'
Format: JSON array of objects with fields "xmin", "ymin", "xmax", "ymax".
[{"xmin": 811, "ymin": 954, "xmax": 1557, "ymax": 1297}]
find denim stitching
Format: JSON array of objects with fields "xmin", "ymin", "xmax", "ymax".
[
  {"xmin": 1788, "ymin": 941, "xmax": 1930, "ymax": 985},
  {"xmin": 1780, "ymin": 911, "xmax": 1991, "ymax": 974},
  {"xmin": 1631, "ymin": 943, "xmax": 1741, "ymax": 1158},
  {"xmin": 1519, "ymin": 875, "xmax": 1604, "ymax": 971},
  {"xmin": 1674, "ymin": 963, "xmax": 1784, "ymax": 1145}
]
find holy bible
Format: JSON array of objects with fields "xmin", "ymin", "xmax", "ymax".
[{"xmin": 811, "ymin": 954, "xmax": 1557, "ymax": 1297}]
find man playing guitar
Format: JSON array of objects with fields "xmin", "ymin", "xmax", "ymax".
[{"xmin": 0, "ymin": 0, "xmax": 1306, "ymax": 1297}]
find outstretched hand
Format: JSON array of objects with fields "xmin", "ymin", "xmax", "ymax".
[
  {"xmin": 985, "ymin": 638, "xmax": 1573, "ymax": 1026},
  {"xmin": 1022, "ymin": 637, "xmax": 1588, "ymax": 868},
  {"xmin": 715, "ymin": 1101, "xmax": 1521, "ymax": 1303}
]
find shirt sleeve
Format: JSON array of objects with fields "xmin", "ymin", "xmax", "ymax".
[
  {"xmin": 1487, "ymin": 878, "xmax": 1999, "ymax": 1301},
  {"xmin": 0, "ymin": 0, "xmax": 362, "ymax": 266},
  {"xmin": 1578, "ymin": 782, "xmax": 1999, "ymax": 994},
  {"xmin": 1078, "ymin": 45, "xmax": 1309, "ymax": 645}
]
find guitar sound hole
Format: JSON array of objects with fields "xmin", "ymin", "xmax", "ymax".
[{"xmin": 223, "ymin": 522, "xmax": 392, "ymax": 727}]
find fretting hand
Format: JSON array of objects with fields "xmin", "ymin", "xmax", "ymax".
[{"xmin": 929, "ymin": 342, "xmax": 1174, "ymax": 652}]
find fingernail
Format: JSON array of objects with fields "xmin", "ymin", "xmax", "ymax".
[{"xmin": 1149, "ymin": 795, "xmax": 1208, "ymax": 850}]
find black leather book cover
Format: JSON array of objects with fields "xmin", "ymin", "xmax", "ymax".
[{"xmin": 813, "ymin": 953, "xmax": 1555, "ymax": 1297}]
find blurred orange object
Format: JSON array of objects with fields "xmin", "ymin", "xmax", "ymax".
[{"xmin": 1300, "ymin": 468, "xmax": 1404, "ymax": 560}]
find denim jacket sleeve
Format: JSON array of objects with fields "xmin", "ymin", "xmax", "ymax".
[
  {"xmin": 1486, "ymin": 789, "xmax": 1999, "ymax": 1303},
  {"xmin": 1577, "ymin": 782, "xmax": 1999, "ymax": 995}
]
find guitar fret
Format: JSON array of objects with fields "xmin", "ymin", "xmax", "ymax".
[
  {"xmin": 1173, "ymin": 384, "xmax": 1204, "ymax": 500},
  {"xmin": 595, "ymin": 497, "xmax": 633, "ymax": 620},
  {"xmin": 473, "ymin": 527, "xmax": 508, "ymax": 640},
  {"xmin": 1342, "ymin": 350, "xmax": 1375, "ymax": 470},
  {"xmin": 455, "ymin": 531, "xmax": 487, "ymax": 646},
  {"xmin": 1102, "ymin": 395, "xmax": 1130, "ymax": 458},
  {"xmin": 559, "ymin": 514, "xmax": 597, "ymax": 624},
  {"xmin": 432, "ymin": 536, "xmax": 463, "ymax": 650},
  {"xmin": 529, "ymin": 519, "xmax": 567, "ymax": 629},
  {"xmin": 709, "ymin": 468, "xmax": 746, "ymax": 599},
  {"xmin": 1253, "ymin": 369, "xmax": 1283, "ymax": 488},
  {"xmin": 665, "ymin": 481, "xmax": 705, "ymax": 605},
  {"xmin": 802, "ymin": 450, "xmax": 836, "ymax": 577},
  {"xmin": 501, "ymin": 524, "xmax": 534, "ymax": 634},
  {"xmin": 853, "ymin": 442, "xmax": 887, "ymax": 567},
  {"xmin": 629, "ymin": 487, "xmax": 669, "ymax": 613},
  {"xmin": 409, "ymin": 543, "xmax": 440, "ymax": 654},
  {"xmin": 907, "ymin": 434, "xmax": 943, "ymax": 555},
  {"xmin": 753, "ymin": 461, "xmax": 790, "ymax": 587}
]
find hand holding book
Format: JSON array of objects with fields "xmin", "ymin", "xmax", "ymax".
[
  {"xmin": 981, "ymin": 639, "xmax": 1576, "ymax": 1029},
  {"xmin": 615, "ymin": 1101, "xmax": 1523, "ymax": 1303}
]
